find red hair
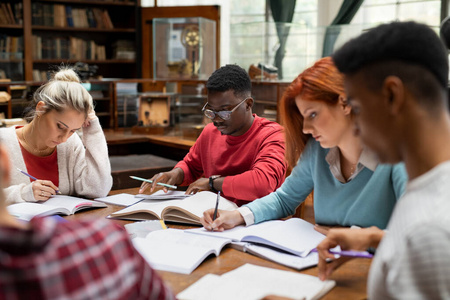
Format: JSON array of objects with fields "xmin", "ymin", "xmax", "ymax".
[{"xmin": 280, "ymin": 57, "xmax": 346, "ymax": 168}]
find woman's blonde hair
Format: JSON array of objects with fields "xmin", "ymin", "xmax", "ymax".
[{"xmin": 25, "ymin": 67, "xmax": 93, "ymax": 121}]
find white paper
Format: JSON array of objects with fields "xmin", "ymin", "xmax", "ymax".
[
  {"xmin": 177, "ymin": 263, "xmax": 336, "ymax": 300},
  {"xmin": 95, "ymin": 193, "xmax": 144, "ymax": 206}
]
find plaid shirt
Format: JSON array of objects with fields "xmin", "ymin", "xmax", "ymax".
[{"xmin": 0, "ymin": 217, "xmax": 176, "ymax": 300}]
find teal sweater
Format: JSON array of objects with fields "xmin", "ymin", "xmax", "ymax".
[{"xmin": 245, "ymin": 139, "xmax": 407, "ymax": 229}]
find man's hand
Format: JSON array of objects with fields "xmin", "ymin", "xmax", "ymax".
[
  {"xmin": 139, "ymin": 168, "xmax": 184, "ymax": 194},
  {"xmin": 317, "ymin": 226, "xmax": 384, "ymax": 281},
  {"xmin": 200, "ymin": 209, "xmax": 245, "ymax": 231},
  {"xmin": 185, "ymin": 178, "xmax": 209, "ymax": 195}
]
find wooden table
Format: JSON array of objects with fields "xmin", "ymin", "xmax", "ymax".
[{"xmin": 65, "ymin": 188, "xmax": 371, "ymax": 300}]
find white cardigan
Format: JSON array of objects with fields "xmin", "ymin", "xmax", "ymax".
[{"xmin": 1, "ymin": 117, "xmax": 112, "ymax": 204}]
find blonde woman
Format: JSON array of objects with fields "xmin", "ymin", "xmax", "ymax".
[{"xmin": 0, "ymin": 67, "xmax": 112, "ymax": 204}]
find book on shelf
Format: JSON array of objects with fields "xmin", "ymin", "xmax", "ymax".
[
  {"xmin": 7, "ymin": 195, "xmax": 107, "ymax": 221},
  {"xmin": 177, "ymin": 263, "xmax": 336, "ymax": 300},
  {"xmin": 108, "ymin": 191, "xmax": 238, "ymax": 225},
  {"xmin": 132, "ymin": 228, "xmax": 232, "ymax": 274}
]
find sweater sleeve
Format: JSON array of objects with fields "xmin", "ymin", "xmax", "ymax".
[
  {"xmin": 67, "ymin": 118, "xmax": 112, "ymax": 198},
  {"xmin": 245, "ymin": 139, "xmax": 315, "ymax": 223},
  {"xmin": 1, "ymin": 127, "xmax": 37, "ymax": 204},
  {"xmin": 221, "ymin": 128, "xmax": 286, "ymax": 201}
]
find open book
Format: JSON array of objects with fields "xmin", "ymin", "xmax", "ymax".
[
  {"xmin": 187, "ymin": 217, "xmax": 326, "ymax": 257},
  {"xmin": 7, "ymin": 195, "xmax": 107, "ymax": 221},
  {"xmin": 177, "ymin": 263, "xmax": 336, "ymax": 300},
  {"xmin": 109, "ymin": 191, "xmax": 238, "ymax": 225},
  {"xmin": 133, "ymin": 228, "xmax": 232, "ymax": 274}
]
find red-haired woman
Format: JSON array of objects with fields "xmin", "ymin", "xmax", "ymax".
[{"xmin": 201, "ymin": 57, "xmax": 407, "ymax": 231}]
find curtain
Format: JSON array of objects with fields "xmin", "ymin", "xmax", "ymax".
[
  {"xmin": 322, "ymin": 0, "xmax": 364, "ymax": 57},
  {"xmin": 270, "ymin": 0, "xmax": 296, "ymax": 79}
]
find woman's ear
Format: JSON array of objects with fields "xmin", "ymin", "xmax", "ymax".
[
  {"xmin": 339, "ymin": 95, "xmax": 352, "ymax": 115},
  {"xmin": 35, "ymin": 101, "xmax": 46, "ymax": 116}
]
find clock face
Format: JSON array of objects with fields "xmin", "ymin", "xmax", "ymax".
[
  {"xmin": 181, "ymin": 25, "xmax": 201, "ymax": 48},
  {"xmin": 185, "ymin": 30, "xmax": 200, "ymax": 47}
]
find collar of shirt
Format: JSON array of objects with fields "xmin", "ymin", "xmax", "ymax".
[{"xmin": 326, "ymin": 146, "xmax": 378, "ymax": 183}]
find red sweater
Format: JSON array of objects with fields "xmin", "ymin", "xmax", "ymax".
[{"xmin": 175, "ymin": 115, "xmax": 286, "ymax": 206}]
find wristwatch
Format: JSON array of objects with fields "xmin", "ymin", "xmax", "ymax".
[{"xmin": 209, "ymin": 175, "xmax": 221, "ymax": 193}]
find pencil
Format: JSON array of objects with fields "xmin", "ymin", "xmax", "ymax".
[
  {"xmin": 311, "ymin": 248, "xmax": 374, "ymax": 259},
  {"xmin": 16, "ymin": 167, "xmax": 62, "ymax": 195},
  {"xmin": 129, "ymin": 175, "xmax": 177, "ymax": 190},
  {"xmin": 213, "ymin": 191, "xmax": 220, "ymax": 221}
]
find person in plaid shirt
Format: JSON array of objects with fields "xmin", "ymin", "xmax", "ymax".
[{"xmin": 0, "ymin": 144, "xmax": 175, "ymax": 299}]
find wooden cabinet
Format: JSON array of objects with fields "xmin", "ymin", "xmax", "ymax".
[
  {"xmin": 0, "ymin": 80, "xmax": 114, "ymax": 129},
  {"xmin": 0, "ymin": 0, "xmax": 140, "ymax": 81}
]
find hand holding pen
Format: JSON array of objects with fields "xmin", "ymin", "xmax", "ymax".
[
  {"xmin": 17, "ymin": 168, "xmax": 61, "ymax": 201},
  {"xmin": 138, "ymin": 168, "xmax": 183, "ymax": 194}
]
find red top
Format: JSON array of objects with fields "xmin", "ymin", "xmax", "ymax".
[
  {"xmin": 175, "ymin": 115, "xmax": 286, "ymax": 206},
  {"xmin": 0, "ymin": 217, "xmax": 175, "ymax": 300},
  {"xmin": 19, "ymin": 140, "xmax": 59, "ymax": 187}
]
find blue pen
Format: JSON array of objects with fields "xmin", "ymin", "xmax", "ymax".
[
  {"xmin": 311, "ymin": 248, "xmax": 374, "ymax": 259},
  {"xmin": 129, "ymin": 175, "xmax": 177, "ymax": 190},
  {"xmin": 16, "ymin": 168, "xmax": 62, "ymax": 195}
]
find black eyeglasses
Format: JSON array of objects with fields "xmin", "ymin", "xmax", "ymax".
[{"xmin": 202, "ymin": 97, "xmax": 250, "ymax": 120}]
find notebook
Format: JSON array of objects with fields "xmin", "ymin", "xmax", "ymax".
[
  {"xmin": 186, "ymin": 217, "xmax": 326, "ymax": 257},
  {"xmin": 7, "ymin": 195, "xmax": 107, "ymax": 221},
  {"xmin": 132, "ymin": 228, "xmax": 232, "ymax": 274},
  {"xmin": 177, "ymin": 263, "xmax": 336, "ymax": 300},
  {"xmin": 108, "ymin": 191, "xmax": 238, "ymax": 225}
]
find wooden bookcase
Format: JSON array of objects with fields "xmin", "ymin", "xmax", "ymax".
[
  {"xmin": 0, "ymin": 0, "xmax": 140, "ymax": 81},
  {"xmin": 0, "ymin": 80, "xmax": 114, "ymax": 129}
]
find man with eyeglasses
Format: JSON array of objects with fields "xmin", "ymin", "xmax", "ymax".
[{"xmin": 140, "ymin": 64, "xmax": 286, "ymax": 206}]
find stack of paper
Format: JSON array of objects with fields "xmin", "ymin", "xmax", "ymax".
[{"xmin": 177, "ymin": 263, "xmax": 336, "ymax": 300}]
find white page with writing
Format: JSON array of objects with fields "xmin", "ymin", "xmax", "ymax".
[
  {"xmin": 45, "ymin": 195, "xmax": 106, "ymax": 213},
  {"xmin": 132, "ymin": 229, "xmax": 232, "ymax": 274},
  {"xmin": 95, "ymin": 193, "xmax": 144, "ymax": 206},
  {"xmin": 112, "ymin": 191, "xmax": 237, "ymax": 219},
  {"xmin": 187, "ymin": 218, "xmax": 325, "ymax": 257},
  {"xmin": 177, "ymin": 263, "xmax": 336, "ymax": 300},
  {"xmin": 136, "ymin": 190, "xmax": 190, "ymax": 200}
]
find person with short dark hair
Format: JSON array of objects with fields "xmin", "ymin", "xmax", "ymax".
[
  {"xmin": 200, "ymin": 57, "xmax": 407, "ymax": 232},
  {"xmin": 317, "ymin": 21, "xmax": 450, "ymax": 299},
  {"xmin": 0, "ymin": 141, "xmax": 175, "ymax": 299},
  {"xmin": 140, "ymin": 64, "xmax": 286, "ymax": 206}
]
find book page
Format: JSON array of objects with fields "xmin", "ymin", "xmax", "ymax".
[
  {"xmin": 110, "ymin": 191, "xmax": 237, "ymax": 224},
  {"xmin": 137, "ymin": 190, "xmax": 190, "ymax": 200},
  {"xmin": 45, "ymin": 195, "xmax": 106, "ymax": 214},
  {"xmin": 186, "ymin": 218, "xmax": 325, "ymax": 257},
  {"xmin": 95, "ymin": 193, "xmax": 144, "ymax": 206},
  {"xmin": 7, "ymin": 202, "xmax": 69, "ymax": 221},
  {"xmin": 244, "ymin": 243, "xmax": 319, "ymax": 270},
  {"xmin": 177, "ymin": 263, "xmax": 336, "ymax": 300},
  {"xmin": 132, "ymin": 229, "xmax": 232, "ymax": 274}
]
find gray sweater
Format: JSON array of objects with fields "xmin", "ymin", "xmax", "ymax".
[{"xmin": 1, "ymin": 118, "xmax": 112, "ymax": 204}]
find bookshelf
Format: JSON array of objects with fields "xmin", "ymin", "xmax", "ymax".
[
  {"xmin": 0, "ymin": 0, "xmax": 140, "ymax": 82},
  {"xmin": 0, "ymin": 80, "xmax": 114, "ymax": 129}
]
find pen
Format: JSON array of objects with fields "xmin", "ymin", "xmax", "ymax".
[
  {"xmin": 129, "ymin": 175, "xmax": 177, "ymax": 190},
  {"xmin": 311, "ymin": 248, "xmax": 374, "ymax": 259},
  {"xmin": 213, "ymin": 191, "xmax": 220, "ymax": 221},
  {"xmin": 16, "ymin": 168, "xmax": 61, "ymax": 195}
]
